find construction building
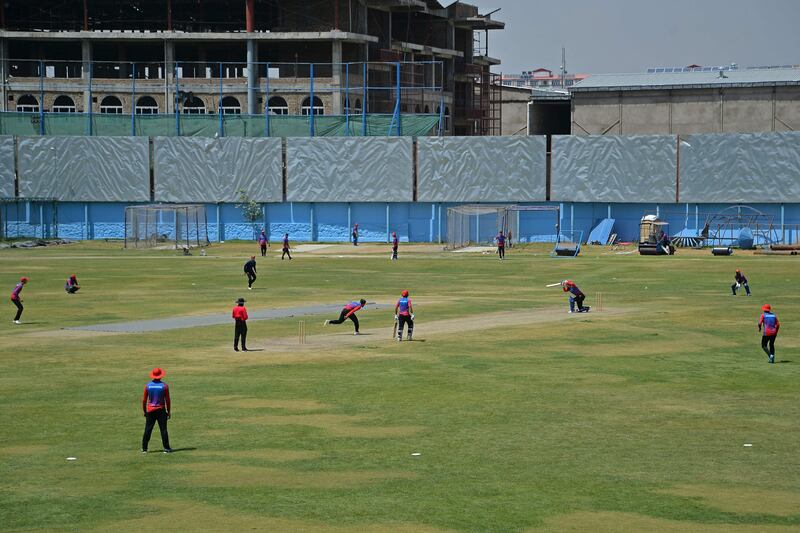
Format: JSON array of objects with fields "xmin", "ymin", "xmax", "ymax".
[{"xmin": 0, "ymin": 0, "xmax": 504, "ymax": 136}]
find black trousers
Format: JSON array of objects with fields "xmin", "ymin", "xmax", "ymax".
[
  {"xmin": 498, "ymin": 246, "xmax": 505, "ymax": 259},
  {"xmin": 142, "ymin": 409, "xmax": 170, "ymax": 451},
  {"xmin": 573, "ymin": 294, "xmax": 586, "ymax": 311},
  {"xmin": 330, "ymin": 309, "xmax": 359, "ymax": 332},
  {"xmin": 282, "ymin": 248, "xmax": 292, "ymax": 260},
  {"xmin": 731, "ymin": 282, "xmax": 751, "ymax": 295},
  {"xmin": 246, "ymin": 271, "xmax": 256, "ymax": 288},
  {"xmin": 66, "ymin": 286, "xmax": 80, "ymax": 294},
  {"xmin": 260, "ymin": 244, "xmax": 267, "ymax": 257},
  {"xmin": 761, "ymin": 335, "xmax": 776, "ymax": 356},
  {"xmin": 398, "ymin": 314, "xmax": 414, "ymax": 337},
  {"xmin": 234, "ymin": 319, "xmax": 248, "ymax": 350},
  {"xmin": 12, "ymin": 298, "xmax": 22, "ymax": 321}
]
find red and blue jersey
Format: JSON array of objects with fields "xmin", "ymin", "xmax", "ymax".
[
  {"xmin": 397, "ymin": 297, "xmax": 411, "ymax": 316},
  {"xmin": 345, "ymin": 301, "xmax": 362, "ymax": 312},
  {"xmin": 759, "ymin": 312, "xmax": 780, "ymax": 336},
  {"xmin": 258, "ymin": 234, "xmax": 267, "ymax": 245},
  {"xmin": 496, "ymin": 233, "xmax": 506, "ymax": 247},
  {"xmin": 563, "ymin": 281, "xmax": 583, "ymax": 297},
  {"xmin": 10, "ymin": 282, "xmax": 23, "ymax": 300},
  {"xmin": 283, "ymin": 236, "xmax": 289, "ymax": 248},
  {"xmin": 392, "ymin": 236, "xmax": 398, "ymax": 249},
  {"xmin": 142, "ymin": 380, "xmax": 171, "ymax": 413}
]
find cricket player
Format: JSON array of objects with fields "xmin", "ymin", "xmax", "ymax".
[
  {"xmin": 562, "ymin": 279, "xmax": 589, "ymax": 313},
  {"xmin": 352, "ymin": 223, "xmax": 359, "ymax": 246},
  {"xmin": 495, "ymin": 231, "xmax": 506, "ymax": 260},
  {"xmin": 64, "ymin": 274, "xmax": 80, "ymax": 294},
  {"xmin": 244, "ymin": 256, "xmax": 257, "ymax": 289},
  {"xmin": 394, "ymin": 290, "xmax": 414, "ymax": 341},
  {"xmin": 10, "ymin": 276, "xmax": 27, "ymax": 324},
  {"xmin": 391, "ymin": 231, "xmax": 399, "ymax": 260},
  {"xmin": 732, "ymin": 269, "xmax": 751, "ymax": 296},
  {"xmin": 232, "ymin": 297, "xmax": 249, "ymax": 352},
  {"xmin": 325, "ymin": 298, "xmax": 367, "ymax": 335},
  {"xmin": 758, "ymin": 304, "xmax": 780, "ymax": 364},
  {"xmin": 258, "ymin": 230, "xmax": 268, "ymax": 257},
  {"xmin": 141, "ymin": 367, "xmax": 172, "ymax": 454},
  {"xmin": 281, "ymin": 233, "xmax": 292, "ymax": 260}
]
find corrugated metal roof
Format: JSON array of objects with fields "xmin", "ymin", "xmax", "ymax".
[{"xmin": 571, "ymin": 68, "xmax": 800, "ymax": 92}]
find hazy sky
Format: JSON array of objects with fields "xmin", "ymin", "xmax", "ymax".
[{"xmin": 463, "ymin": 0, "xmax": 800, "ymax": 75}]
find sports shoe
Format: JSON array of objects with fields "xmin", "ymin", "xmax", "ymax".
[
  {"xmin": 396, "ymin": 337, "xmax": 402, "ymax": 342},
  {"xmin": 323, "ymin": 320, "xmax": 329, "ymax": 326},
  {"xmin": 163, "ymin": 448, "xmax": 173, "ymax": 454},
  {"xmin": 13, "ymin": 320, "xmax": 20, "ymax": 324},
  {"xmin": 354, "ymin": 331, "xmax": 360, "ymax": 335},
  {"xmin": 141, "ymin": 449, "xmax": 147, "ymax": 454},
  {"xmin": 769, "ymin": 355, "xmax": 775, "ymax": 364},
  {"xmin": 248, "ymin": 286, "xmax": 252, "ymax": 290}
]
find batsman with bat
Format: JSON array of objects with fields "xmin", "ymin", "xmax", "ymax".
[
  {"xmin": 394, "ymin": 290, "xmax": 414, "ymax": 341},
  {"xmin": 562, "ymin": 279, "xmax": 589, "ymax": 313}
]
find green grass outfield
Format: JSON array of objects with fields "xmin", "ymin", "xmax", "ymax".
[{"xmin": 1, "ymin": 241, "xmax": 798, "ymax": 532}]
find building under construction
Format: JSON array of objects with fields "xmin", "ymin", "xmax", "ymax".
[{"xmin": 0, "ymin": 0, "xmax": 503, "ymax": 136}]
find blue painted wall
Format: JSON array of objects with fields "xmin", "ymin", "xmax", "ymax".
[{"xmin": 3, "ymin": 201, "xmax": 800, "ymax": 245}]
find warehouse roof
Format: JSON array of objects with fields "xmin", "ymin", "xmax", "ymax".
[{"xmin": 571, "ymin": 68, "xmax": 800, "ymax": 92}]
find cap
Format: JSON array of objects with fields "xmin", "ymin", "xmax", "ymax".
[
  {"xmin": 401, "ymin": 290, "xmax": 409, "ymax": 297},
  {"xmin": 236, "ymin": 297, "xmax": 246, "ymax": 304},
  {"xmin": 762, "ymin": 304, "xmax": 771, "ymax": 311},
  {"xmin": 150, "ymin": 367, "xmax": 165, "ymax": 379},
  {"xmin": 20, "ymin": 276, "xmax": 29, "ymax": 282},
  {"xmin": 359, "ymin": 298, "xmax": 367, "ymax": 305}
]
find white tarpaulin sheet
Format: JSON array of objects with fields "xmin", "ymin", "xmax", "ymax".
[
  {"xmin": 155, "ymin": 137, "xmax": 282, "ymax": 203},
  {"xmin": 18, "ymin": 136, "xmax": 149, "ymax": 201},
  {"xmin": 679, "ymin": 132, "xmax": 800, "ymax": 203},
  {"xmin": 0, "ymin": 136, "xmax": 14, "ymax": 198},
  {"xmin": 417, "ymin": 136, "xmax": 546, "ymax": 202},
  {"xmin": 551, "ymin": 135, "xmax": 677, "ymax": 203},
  {"xmin": 286, "ymin": 137, "xmax": 413, "ymax": 202}
]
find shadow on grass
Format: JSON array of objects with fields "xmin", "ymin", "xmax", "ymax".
[{"xmin": 777, "ymin": 360, "xmax": 792, "ymax": 364}]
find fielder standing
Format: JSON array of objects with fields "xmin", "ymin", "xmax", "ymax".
[
  {"xmin": 732, "ymin": 269, "xmax": 751, "ymax": 296},
  {"xmin": 141, "ymin": 367, "xmax": 172, "ymax": 454},
  {"xmin": 495, "ymin": 231, "xmax": 506, "ymax": 260},
  {"xmin": 394, "ymin": 290, "xmax": 414, "ymax": 341},
  {"xmin": 325, "ymin": 299, "xmax": 367, "ymax": 335},
  {"xmin": 562, "ymin": 279, "xmax": 589, "ymax": 313},
  {"xmin": 352, "ymin": 223, "xmax": 359, "ymax": 246},
  {"xmin": 758, "ymin": 304, "xmax": 780, "ymax": 364},
  {"xmin": 244, "ymin": 255, "xmax": 257, "ymax": 290},
  {"xmin": 10, "ymin": 276, "xmax": 27, "ymax": 324},
  {"xmin": 232, "ymin": 297, "xmax": 249, "ymax": 352},
  {"xmin": 391, "ymin": 231, "xmax": 399, "ymax": 260},
  {"xmin": 258, "ymin": 230, "xmax": 268, "ymax": 257},
  {"xmin": 281, "ymin": 233, "xmax": 292, "ymax": 260}
]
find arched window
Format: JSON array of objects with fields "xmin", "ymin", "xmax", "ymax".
[
  {"xmin": 52, "ymin": 95, "xmax": 75, "ymax": 113},
  {"xmin": 182, "ymin": 95, "xmax": 206, "ymax": 114},
  {"xmin": 135, "ymin": 96, "xmax": 159, "ymax": 115},
  {"xmin": 301, "ymin": 96, "xmax": 324, "ymax": 116},
  {"xmin": 414, "ymin": 104, "xmax": 421, "ymax": 113},
  {"xmin": 16, "ymin": 94, "xmax": 39, "ymax": 113},
  {"xmin": 354, "ymin": 98, "xmax": 362, "ymax": 114},
  {"xmin": 100, "ymin": 95, "xmax": 123, "ymax": 114},
  {"xmin": 267, "ymin": 96, "xmax": 288, "ymax": 115},
  {"xmin": 220, "ymin": 95, "xmax": 241, "ymax": 115}
]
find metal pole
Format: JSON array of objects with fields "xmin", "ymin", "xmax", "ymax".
[
  {"xmin": 345, "ymin": 62, "xmax": 350, "ymax": 135},
  {"xmin": 87, "ymin": 60, "xmax": 93, "ymax": 135},
  {"xmin": 386, "ymin": 202, "xmax": 390, "ymax": 241},
  {"xmin": 218, "ymin": 61, "xmax": 224, "ymax": 137},
  {"xmin": 131, "ymin": 62, "xmax": 136, "ymax": 136},
  {"xmin": 185, "ymin": 207, "xmax": 190, "ymax": 248},
  {"xmin": 362, "ymin": 62, "xmax": 367, "ymax": 136},
  {"xmin": 395, "ymin": 62, "xmax": 402, "ymax": 136},
  {"xmin": 264, "ymin": 62, "xmax": 270, "ymax": 136},
  {"xmin": 84, "ymin": 203, "xmax": 89, "ymax": 239},
  {"xmin": 438, "ymin": 94, "xmax": 445, "ymax": 136},
  {"xmin": 309, "ymin": 63, "xmax": 315, "ymax": 137},
  {"xmin": 38, "ymin": 60, "xmax": 45, "ymax": 135},
  {"xmin": 174, "ymin": 62, "xmax": 180, "ymax": 135}
]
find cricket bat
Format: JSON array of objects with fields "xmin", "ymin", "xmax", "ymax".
[
  {"xmin": 392, "ymin": 319, "xmax": 398, "ymax": 339},
  {"xmin": 545, "ymin": 282, "xmax": 561, "ymax": 288}
]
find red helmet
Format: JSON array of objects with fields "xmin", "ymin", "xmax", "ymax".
[
  {"xmin": 762, "ymin": 304, "xmax": 771, "ymax": 312},
  {"xmin": 401, "ymin": 290, "xmax": 409, "ymax": 297},
  {"xmin": 20, "ymin": 276, "xmax": 29, "ymax": 282}
]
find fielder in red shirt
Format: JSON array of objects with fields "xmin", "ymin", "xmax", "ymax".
[
  {"xmin": 758, "ymin": 304, "xmax": 780, "ymax": 364},
  {"xmin": 141, "ymin": 367, "xmax": 172, "ymax": 453},
  {"xmin": 232, "ymin": 297, "xmax": 249, "ymax": 351}
]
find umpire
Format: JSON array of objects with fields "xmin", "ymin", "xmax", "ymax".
[{"xmin": 232, "ymin": 297, "xmax": 249, "ymax": 352}]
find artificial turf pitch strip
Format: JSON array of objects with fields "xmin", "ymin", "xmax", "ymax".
[{"xmin": 1, "ymin": 241, "xmax": 798, "ymax": 532}]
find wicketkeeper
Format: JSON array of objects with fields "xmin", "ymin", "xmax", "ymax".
[
  {"xmin": 732, "ymin": 269, "xmax": 751, "ymax": 296},
  {"xmin": 394, "ymin": 290, "xmax": 414, "ymax": 341},
  {"xmin": 64, "ymin": 274, "xmax": 80, "ymax": 294},
  {"xmin": 562, "ymin": 279, "xmax": 589, "ymax": 313},
  {"xmin": 325, "ymin": 299, "xmax": 367, "ymax": 335}
]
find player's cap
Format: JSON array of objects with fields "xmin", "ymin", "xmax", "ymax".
[
  {"xmin": 762, "ymin": 304, "xmax": 771, "ymax": 311},
  {"xmin": 401, "ymin": 290, "xmax": 409, "ymax": 297},
  {"xmin": 20, "ymin": 276, "xmax": 29, "ymax": 282},
  {"xmin": 150, "ymin": 367, "xmax": 165, "ymax": 379},
  {"xmin": 359, "ymin": 299, "xmax": 367, "ymax": 305},
  {"xmin": 236, "ymin": 297, "xmax": 246, "ymax": 304}
]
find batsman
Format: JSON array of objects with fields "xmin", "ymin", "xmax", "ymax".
[
  {"xmin": 394, "ymin": 290, "xmax": 414, "ymax": 341},
  {"xmin": 562, "ymin": 279, "xmax": 590, "ymax": 313}
]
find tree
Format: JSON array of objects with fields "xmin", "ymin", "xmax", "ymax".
[{"xmin": 236, "ymin": 189, "xmax": 262, "ymax": 240}]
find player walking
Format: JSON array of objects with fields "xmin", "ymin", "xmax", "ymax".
[
  {"xmin": 352, "ymin": 223, "xmax": 359, "ymax": 246},
  {"xmin": 394, "ymin": 290, "xmax": 414, "ymax": 341},
  {"xmin": 281, "ymin": 233, "xmax": 292, "ymax": 260},
  {"xmin": 10, "ymin": 276, "xmax": 27, "ymax": 324},
  {"xmin": 758, "ymin": 304, "xmax": 780, "ymax": 364},
  {"xmin": 391, "ymin": 231, "xmax": 399, "ymax": 260},
  {"xmin": 495, "ymin": 231, "xmax": 506, "ymax": 260},
  {"xmin": 244, "ymin": 256, "xmax": 257, "ymax": 290},
  {"xmin": 141, "ymin": 367, "xmax": 172, "ymax": 454},
  {"xmin": 562, "ymin": 279, "xmax": 589, "ymax": 313},
  {"xmin": 64, "ymin": 274, "xmax": 80, "ymax": 294},
  {"xmin": 258, "ymin": 230, "xmax": 268, "ymax": 257},
  {"xmin": 325, "ymin": 299, "xmax": 367, "ymax": 335},
  {"xmin": 732, "ymin": 269, "xmax": 751, "ymax": 296},
  {"xmin": 232, "ymin": 297, "xmax": 249, "ymax": 352}
]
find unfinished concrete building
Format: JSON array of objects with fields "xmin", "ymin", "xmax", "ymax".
[{"xmin": 0, "ymin": 0, "xmax": 503, "ymax": 135}]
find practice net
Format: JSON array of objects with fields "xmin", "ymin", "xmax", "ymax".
[{"xmin": 125, "ymin": 204, "xmax": 209, "ymax": 249}]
